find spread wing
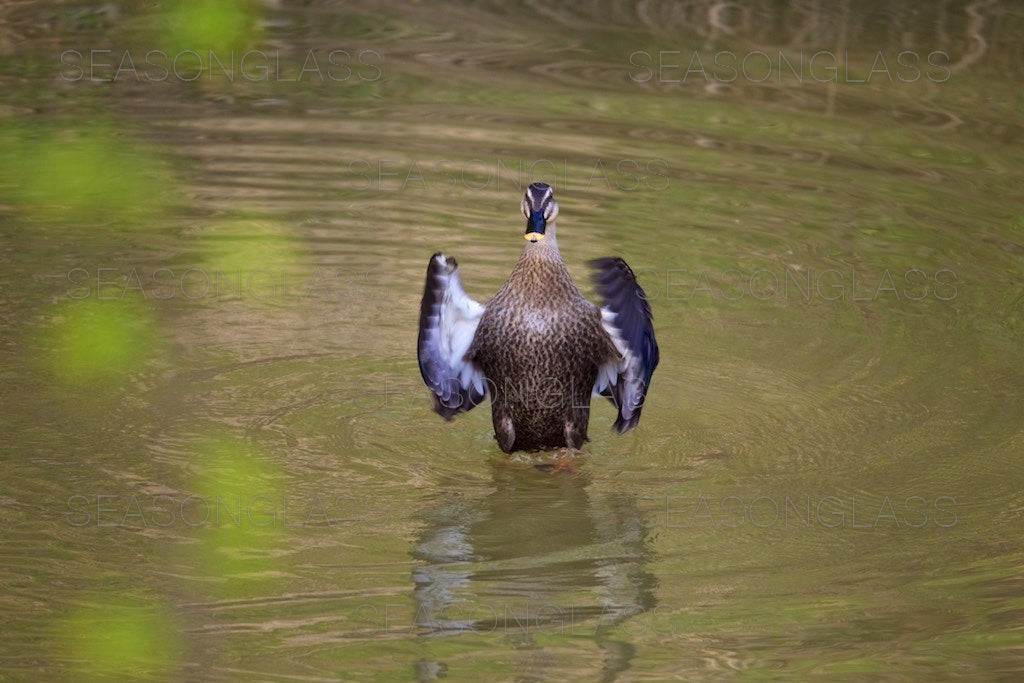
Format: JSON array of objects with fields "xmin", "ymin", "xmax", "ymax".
[
  {"xmin": 417, "ymin": 253, "xmax": 488, "ymax": 420},
  {"xmin": 591, "ymin": 257, "xmax": 660, "ymax": 434}
]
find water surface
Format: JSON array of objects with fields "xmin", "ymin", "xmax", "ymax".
[{"xmin": 1, "ymin": 1, "xmax": 1023, "ymax": 679}]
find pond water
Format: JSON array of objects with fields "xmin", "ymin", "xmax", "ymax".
[{"xmin": 1, "ymin": 0, "xmax": 1023, "ymax": 679}]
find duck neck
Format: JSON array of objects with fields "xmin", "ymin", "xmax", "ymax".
[
  {"xmin": 520, "ymin": 223, "xmax": 561, "ymax": 265},
  {"xmin": 507, "ymin": 222, "xmax": 576, "ymax": 298}
]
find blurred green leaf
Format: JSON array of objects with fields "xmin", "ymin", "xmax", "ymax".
[
  {"xmin": 190, "ymin": 431, "xmax": 285, "ymax": 599},
  {"xmin": 43, "ymin": 298, "xmax": 159, "ymax": 385},
  {"xmin": 0, "ymin": 120, "xmax": 179, "ymax": 228},
  {"xmin": 158, "ymin": 0, "xmax": 263, "ymax": 56},
  {"xmin": 63, "ymin": 597, "xmax": 180, "ymax": 677}
]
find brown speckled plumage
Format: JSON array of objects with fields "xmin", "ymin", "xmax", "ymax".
[{"xmin": 470, "ymin": 243, "xmax": 619, "ymax": 452}]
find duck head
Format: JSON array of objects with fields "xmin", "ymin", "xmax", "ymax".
[{"xmin": 521, "ymin": 182, "xmax": 559, "ymax": 243}]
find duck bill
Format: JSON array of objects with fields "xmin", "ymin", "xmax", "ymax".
[{"xmin": 524, "ymin": 211, "xmax": 546, "ymax": 242}]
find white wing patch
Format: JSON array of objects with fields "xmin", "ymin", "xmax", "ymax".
[
  {"xmin": 439, "ymin": 257, "xmax": 485, "ymax": 395},
  {"xmin": 593, "ymin": 307, "xmax": 647, "ymax": 424},
  {"xmin": 593, "ymin": 309, "xmax": 627, "ymax": 396},
  {"xmin": 418, "ymin": 254, "xmax": 488, "ymax": 418}
]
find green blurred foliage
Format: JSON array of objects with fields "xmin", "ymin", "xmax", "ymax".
[
  {"xmin": 42, "ymin": 298, "xmax": 160, "ymax": 385},
  {"xmin": 196, "ymin": 216, "xmax": 305, "ymax": 304},
  {"xmin": 156, "ymin": 0, "xmax": 263, "ymax": 63},
  {"xmin": 62, "ymin": 597, "xmax": 180, "ymax": 677},
  {"xmin": 199, "ymin": 216, "xmax": 302, "ymax": 275},
  {"xmin": 191, "ymin": 431, "xmax": 284, "ymax": 598},
  {"xmin": 0, "ymin": 120, "xmax": 179, "ymax": 228}
]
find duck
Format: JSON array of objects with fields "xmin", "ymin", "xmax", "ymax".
[{"xmin": 417, "ymin": 182, "xmax": 659, "ymax": 453}]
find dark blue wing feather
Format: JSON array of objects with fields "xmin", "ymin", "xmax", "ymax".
[{"xmin": 590, "ymin": 257, "xmax": 660, "ymax": 433}]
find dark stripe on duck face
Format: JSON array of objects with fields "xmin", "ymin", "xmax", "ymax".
[{"xmin": 526, "ymin": 182, "xmax": 553, "ymax": 210}]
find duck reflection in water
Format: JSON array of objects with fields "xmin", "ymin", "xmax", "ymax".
[{"xmin": 411, "ymin": 460, "xmax": 658, "ymax": 678}]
